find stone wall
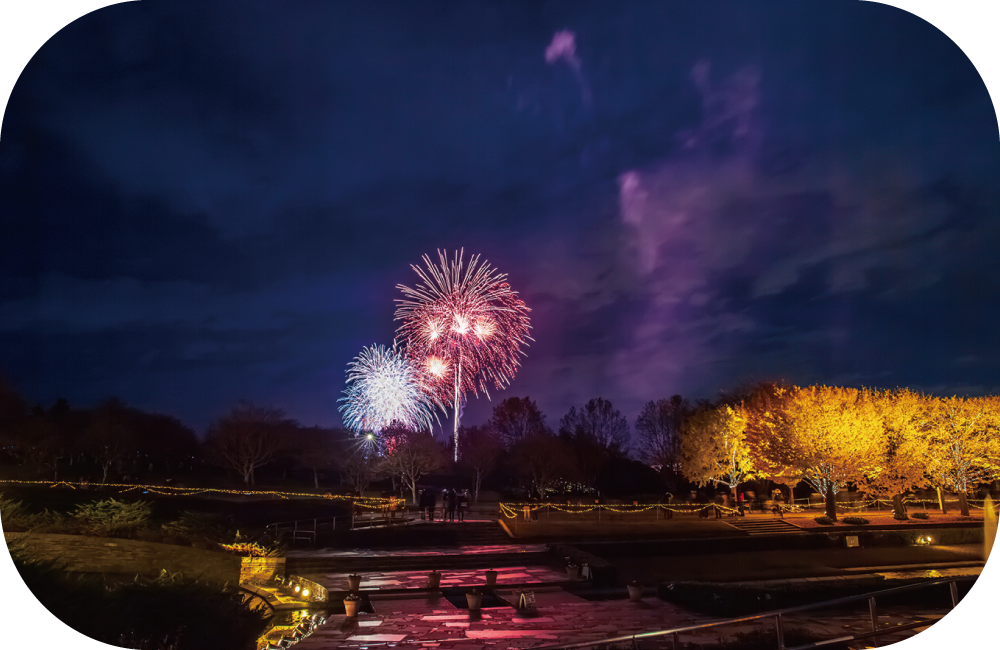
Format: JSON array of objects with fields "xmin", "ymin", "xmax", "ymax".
[{"xmin": 5, "ymin": 532, "xmax": 243, "ymax": 584}]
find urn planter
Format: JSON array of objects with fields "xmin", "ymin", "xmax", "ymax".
[
  {"xmin": 348, "ymin": 574, "xmax": 362, "ymax": 592},
  {"xmin": 628, "ymin": 582, "xmax": 643, "ymax": 602},
  {"xmin": 485, "ymin": 569, "xmax": 498, "ymax": 587},
  {"xmin": 427, "ymin": 570, "xmax": 441, "ymax": 589},
  {"xmin": 566, "ymin": 564, "xmax": 581, "ymax": 581},
  {"xmin": 344, "ymin": 598, "xmax": 360, "ymax": 617}
]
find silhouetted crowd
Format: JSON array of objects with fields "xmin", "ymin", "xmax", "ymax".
[{"xmin": 417, "ymin": 487, "xmax": 470, "ymax": 522}]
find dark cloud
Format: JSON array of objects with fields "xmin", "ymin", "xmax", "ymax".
[{"xmin": 1, "ymin": 1, "xmax": 997, "ymax": 433}]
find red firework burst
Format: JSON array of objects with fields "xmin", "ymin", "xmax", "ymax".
[{"xmin": 394, "ymin": 249, "xmax": 531, "ymax": 459}]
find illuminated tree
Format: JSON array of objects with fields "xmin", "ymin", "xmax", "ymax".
[
  {"xmin": 681, "ymin": 403, "xmax": 756, "ymax": 493},
  {"xmin": 857, "ymin": 388, "xmax": 931, "ymax": 515},
  {"xmin": 921, "ymin": 395, "xmax": 1000, "ymax": 516},
  {"xmin": 745, "ymin": 385, "xmax": 883, "ymax": 520}
]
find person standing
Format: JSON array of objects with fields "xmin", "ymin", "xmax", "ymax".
[
  {"xmin": 458, "ymin": 489, "xmax": 469, "ymax": 522},
  {"xmin": 446, "ymin": 489, "xmax": 457, "ymax": 522}
]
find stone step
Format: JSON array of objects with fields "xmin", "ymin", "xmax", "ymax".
[
  {"xmin": 287, "ymin": 550, "xmax": 551, "ymax": 574},
  {"xmin": 724, "ymin": 519, "xmax": 808, "ymax": 535}
]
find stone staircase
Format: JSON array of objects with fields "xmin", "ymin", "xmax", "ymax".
[{"xmin": 724, "ymin": 517, "xmax": 808, "ymax": 536}]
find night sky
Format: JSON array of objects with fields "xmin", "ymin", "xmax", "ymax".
[{"xmin": 1, "ymin": 0, "xmax": 998, "ymax": 437}]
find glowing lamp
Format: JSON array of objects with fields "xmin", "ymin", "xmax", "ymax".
[{"xmin": 302, "ymin": 589, "xmax": 310, "ymax": 597}]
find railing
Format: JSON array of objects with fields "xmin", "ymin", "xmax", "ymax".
[
  {"xmin": 266, "ymin": 508, "xmax": 413, "ymax": 545},
  {"xmin": 531, "ymin": 577, "xmax": 973, "ymax": 650},
  {"xmin": 265, "ymin": 516, "xmax": 342, "ymax": 546}
]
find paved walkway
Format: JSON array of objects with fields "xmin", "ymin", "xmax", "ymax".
[
  {"xmin": 288, "ymin": 545, "xmax": 547, "ymax": 559},
  {"xmin": 314, "ymin": 566, "xmax": 569, "ymax": 593},
  {"xmin": 294, "ymin": 585, "xmax": 957, "ymax": 649}
]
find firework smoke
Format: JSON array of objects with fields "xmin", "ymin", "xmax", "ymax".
[{"xmin": 545, "ymin": 29, "xmax": 591, "ymax": 104}]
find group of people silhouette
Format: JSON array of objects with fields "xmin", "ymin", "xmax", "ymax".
[{"xmin": 417, "ymin": 487, "xmax": 470, "ymax": 522}]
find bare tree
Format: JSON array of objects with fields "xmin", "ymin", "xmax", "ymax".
[
  {"xmin": 512, "ymin": 432, "xmax": 571, "ymax": 498},
  {"xmin": 487, "ymin": 397, "xmax": 551, "ymax": 449},
  {"xmin": 338, "ymin": 440, "xmax": 378, "ymax": 495},
  {"xmin": 460, "ymin": 424, "xmax": 502, "ymax": 502},
  {"xmin": 635, "ymin": 395, "xmax": 690, "ymax": 484},
  {"xmin": 378, "ymin": 427, "xmax": 445, "ymax": 504},
  {"xmin": 560, "ymin": 398, "xmax": 630, "ymax": 453},
  {"xmin": 290, "ymin": 426, "xmax": 342, "ymax": 489},
  {"xmin": 85, "ymin": 398, "xmax": 135, "ymax": 484},
  {"xmin": 204, "ymin": 402, "xmax": 289, "ymax": 485}
]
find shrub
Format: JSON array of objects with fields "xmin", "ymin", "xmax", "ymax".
[
  {"xmin": 0, "ymin": 493, "xmax": 32, "ymax": 523},
  {"xmin": 892, "ymin": 510, "xmax": 909, "ymax": 521},
  {"xmin": 0, "ymin": 493, "xmax": 67, "ymax": 532},
  {"xmin": 842, "ymin": 517, "xmax": 869, "ymax": 526},
  {"xmin": 162, "ymin": 511, "xmax": 234, "ymax": 544},
  {"xmin": 814, "ymin": 516, "xmax": 834, "ymax": 525},
  {"xmin": 912, "ymin": 512, "xmax": 929, "ymax": 520},
  {"xmin": 73, "ymin": 498, "xmax": 152, "ymax": 537},
  {"xmin": 218, "ymin": 530, "xmax": 283, "ymax": 558}
]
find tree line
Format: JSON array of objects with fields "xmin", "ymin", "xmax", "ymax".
[{"xmin": 3, "ymin": 376, "xmax": 998, "ymax": 517}]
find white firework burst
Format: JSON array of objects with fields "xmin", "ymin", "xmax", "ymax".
[{"xmin": 339, "ymin": 343, "xmax": 440, "ymax": 434}]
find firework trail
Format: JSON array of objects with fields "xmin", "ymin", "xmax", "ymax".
[
  {"xmin": 339, "ymin": 343, "xmax": 441, "ymax": 435},
  {"xmin": 395, "ymin": 249, "xmax": 532, "ymax": 460}
]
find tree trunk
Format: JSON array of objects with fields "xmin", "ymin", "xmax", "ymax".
[
  {"xmin": 409, "ymin": 477, "xmax": 418, "ymax": 505},
  {"xmin": 313, "ymin": 468, "xmax": 320, "ymax": 489},
  {"xmin": 474, "ymin": 468, "xmax": 482, "ymax": 503},
  {"xmin": 959, "ymin": 492, "xmax": 970, "ymax": 517},
  {"xmin": 938, "ymin": 486, "xmax": 947, "ymax": 514},
  {"xmin": 825, "ymin": 483, "xmax": 837, "ymax": 520},
  {"xmin": 892, "ymin": 493, "xmax": 906, "ymax": 519}
]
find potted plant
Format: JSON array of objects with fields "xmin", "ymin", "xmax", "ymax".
[
  {"xmin": 566, "ymin": 563, "xmax": 581, "ymax": 581},
  {"xmin": 343, "ymin": 593, "xmax": 362, "ymax": 617},
  {"xmin": 348, "ymin": 574, "xmax": 362, "ymax": 592},
  {"xmin": 628, "ymin": 581, "xmax": 643, "ymax": 602},
  {"xmin": 466, "ymin": 588, "xmax": 483, "ymax": 611},
  {"xmin": 427, "ymin": 570, "xmax": 441, "ymax": 589},
  {"xmin": 484, "ymin": 569, "xmax": 498, "ymax": 587}
]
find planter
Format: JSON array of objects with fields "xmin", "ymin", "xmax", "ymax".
[
  {"xmin": 628, "ymin": 583, "xmax": 643, "ymax": 602},
  {"xmin": 466, "ymin": 591, "xmax": 483, "ymax": 611},
  {"xmin": 485, "ymin": 570, "xmax": 498, "ymax": 587},
  {"xmin": 566, "ymin": 565, "xmax": 581, "ymax": 581},
  {"xmin": 427, "ymin": 571, "xmax": 441, "ymax": 589},
  {"xmin": 344, "ymin": 598, "xmax": 360, "ymax": 617},
  {"xmin": 348, "ymin": 574, "xmax": 362, "ymax": 592}
]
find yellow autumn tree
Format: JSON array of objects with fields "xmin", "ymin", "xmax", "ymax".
[
  {"xmin": 920, "ymin": 395, "xmax": 1000, "ymax": 516},
  {"xmin": 680, "ymin": 403, "xmax": 756, "ymax": 494},
  {"xmin": 745, "ymin": 384, "xmax": 883, "ymax": 520},
  {"xmin": 857, "ymin": 388, "xmax": 932, "ymax": 516}
]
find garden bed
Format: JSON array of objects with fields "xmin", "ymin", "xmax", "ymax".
[{"xmin": 792, "ymin": 513, "xmax": 982, "ymax": 529}]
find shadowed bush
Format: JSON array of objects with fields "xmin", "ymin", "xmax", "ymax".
[
  {"xmin": 73, "ymin": 498, "xmax": 152, "ymax": 537},
  {"xmin": 9, "ymin": 539, "xmax": 269, "ymax": 650}
]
